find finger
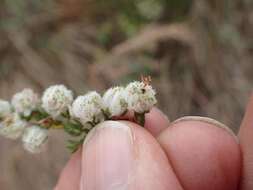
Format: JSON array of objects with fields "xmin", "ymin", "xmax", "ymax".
[
  {"xmin": 238, "ymin": 94, "xmax": 253, "ymax": 190},
  {"xmin": 54, "ymin": 149, "xmax": 82, "ymax": 190},
  {"xmin": 54, "ymin": 108, "xmax": 169, "ymax": 190},
  {"xmin": 117, "ymin": 107, "xmax": 170, "ymax": 136},
  {"xmin": 80, "ymin": 120, "xmax": 183, "ymax": 190},
  {"xmin": 145, "ymin": 107, "xmax": 170, "ymax": 136},
  {"xmin": 158, "ymin": 116, "xmax": 241, "ymax": 190}
]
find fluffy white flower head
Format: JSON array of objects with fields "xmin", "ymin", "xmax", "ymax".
[
  {"xmin": 0, "ymin": 113, "xmax": 26, "ymax": 139},
  {"xmin": 42, "ymin": 85, "xmax": 73, "ymax": 117},
  {"xmin": 103, "ymin": 87, "xmax": 128, "ymax": 117},
  {"xmin": 125, "ymin": 81, "xmax": 157, "ymax": 113},
  {"xmin": 22, "ymin": 126, "xmax": 48, "ymax": 153},
  {"xmin": 70, "ymin": 91, "xmax": 104, "ymax": 125},
  {"xmin": 0, "ymin": 99, "xmax": 11, "ymax": 118},
  {"xmin": 11, "ymin": 89, "xmax": 39, "ymax": 117}
]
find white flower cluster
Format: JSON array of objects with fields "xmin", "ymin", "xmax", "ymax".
[
  {"xmin": 0, "ymin": 112, "xmax": 48, "ymax": 153},
  {"xmin": 42, "ymin": 85, "xmax": 73, "ymax": 118},
  {"xmin": 11, "ymin": 89, "xmax": 40, "ymax": 117},
  {"xmin": 0, "ymin": 80, "xmax": 157, "ymax": 154},
  {"xmin": 125, "ymin": 81, "xmax": 157, "ymax": 113},
  {"xmin": 103, "ymin": 87, "xmax": 128, "ymax": 117},
  {"xmin": 70, "ymin": 91, "xmax": 104, "ymax": 125},
  {"xmin": 22, "ymin": 126, "xmax": 48, "ymax": 153},
  {"xmin": 0, "ymin": 99, "xmax": 11, "ymax": 118},
  {"xmin": 0, "ymin": 113, "xmax": 26, "ymax": 139},
  {"xmin": 69, "ymin": 81, "xmax": 156, "ymax": 128}
]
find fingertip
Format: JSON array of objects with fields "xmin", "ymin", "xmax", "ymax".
[
  {"xmin": 144, "ymin": 107, "xmax": 170, "ymax": 136},
  {"xmin": 80, "ymin": 121, "xmax": 135, "ymax": 190},
  {"xmin": 171, "ymin": 116, "xmax": 238, "ymax": 142},
  {"xmin": 158, "ymin": 117, "xmax": 241, "ymax": 190},
  {"xmin": 80, "ymin": 120, "xmax": 183, "ymax": 190}
]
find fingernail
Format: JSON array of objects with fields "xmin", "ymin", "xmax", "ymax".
[
  {"xmin": 171, "ymin": 116, "xmax": 238, "ymax": 142},
  {"xmin": 81, "ymin": 121, "xmax": 134, "ymax": 190}
]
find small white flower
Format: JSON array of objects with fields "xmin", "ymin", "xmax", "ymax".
[
  {"xmin": 42, "ymin": 85, "xmax": 73, "ymax": 118},
  {"xmin": 22, "ymin": 125, "xmax": 48, "ymax": 153},
  {"xmin": 0, "ymin": 113, "xmax": 27, "ymax": 139},
  {"xmin": 70, "ymin": 91, "xmax": 104, "ymax": 125},
  {"xmin": 103, "ymin": 87, "xmax": 128, "ymax": 117},
  {"xmin": 125, "ymin": 81, "xmax": 157, "ymax": 113},
  {"xmin": 11, "ymin": 89, "xmax": 39, "ymax": 117},
  {"xmin": 0, "ymin": 99, "xmax": 11, "ymax": 118}
]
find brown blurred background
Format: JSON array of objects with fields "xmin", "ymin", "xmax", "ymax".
[{"xmin": 0, "ymin": 0, "xmax": 252, "ymax": 189}]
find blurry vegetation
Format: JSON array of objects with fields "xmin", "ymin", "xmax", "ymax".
[
  {"xmin": 0, "ymin": 0, "xmax": 253, "ymax": 189},
  {"xmin": 1, "ymin": 0, "xmax": 193, "ymax": 48},
  {"xmin": 0, "ymin": 0, "xmax": 252, "ymax": 131},
  {"xmin": 94, "ymin": 0, "xmax": 193, "ymax": 46}
]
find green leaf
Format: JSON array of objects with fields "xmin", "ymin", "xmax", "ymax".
[
  {"xmin": 32, "ymin": 110, "xmax": 49, "ymax": 121},
  {"xmin": 66, "ymin": 140, "xmax": 80, "ymax": 153},
  {"xmin": 66, "ymin": 137, "xmax": 86, "ymax": 153},
  {"xmin": 63, "ymin": 122, "xmax": 83, "ymax": 136}
]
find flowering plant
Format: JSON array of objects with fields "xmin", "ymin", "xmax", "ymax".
[{"xmin": 0, "ymin": 78, "xmax": 157, "ymax": 153}]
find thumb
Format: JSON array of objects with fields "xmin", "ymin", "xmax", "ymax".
[{"xmin": 80, "ymin": 120, "xmax": 183, "ymax": 190}]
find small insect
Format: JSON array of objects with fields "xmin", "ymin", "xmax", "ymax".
[
  {"xmin": 141, "ymin": 75, "xmax": 152, "ymax": 93},
  {"xmin": 141, "ymin": 75, "xmax": 152, "ymax": 87}
]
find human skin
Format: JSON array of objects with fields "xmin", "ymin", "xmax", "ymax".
[{"xmin": 54, "ymin": 95, "xmax": 253, "ymax": 190}]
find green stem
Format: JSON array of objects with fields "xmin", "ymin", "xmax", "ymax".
[{"xmin": 134, "ymin": 112, "xmax": 145, "ymax": 126}]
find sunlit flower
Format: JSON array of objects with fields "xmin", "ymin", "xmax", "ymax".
[
  {"xmin": 22, "ymin": 125, "xmax": 48, "ymax": 153},
  {"xmin": 11, "ymin": 89, "xmax": 39, "ymax": 117},
  {"xmin": 0, "ymin": 99, "xmax": 11, "ymax": 118},
  {"xmin": 125, "ymin": 81, "xmax": 157, "ymax": 113},
  {"xmin": 42, "ymin": 85, "xmax": 73, "ymax": 118},
  {"xmin": 70, "ymin": 91, "xmax": 104, "ymax": 125},
  {"xmin": 103, "ymin": 87, "xmax": 128, "ymax": 117},
  {"xmin": 0, "ymin": 113, "xmax": 27, "ymax": 139}
]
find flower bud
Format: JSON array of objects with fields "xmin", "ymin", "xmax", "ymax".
[
  {"xmin": 0, "ymin": 113, "xmax": 26, "ymax": 139},
  {"xmin": 70, "ymin": 91, "xmax": 104, "ymax": 125},
  {"xmin": 22, "ymin": 126, "xmax": 48, "ymax": 153},
  {"xmin": 125, "ymin": 81, "xmax": 157, "ymax": 113},
  {"xmin": 11, "ymin": 89, "xmax": 39, "ymax": 117},
  {"xmin": 0, "ymin": 99, "xmax": 11, "ymax": 118},
  {"xmin": 103, "ymin": 87, "xmax": 128, "ymax": 117},
  {"xmin": 42, "ymin": 85, "xmax": 73, "ymax": 118}
]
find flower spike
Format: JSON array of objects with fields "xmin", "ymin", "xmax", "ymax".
[{"xmin": 0, "ymin": 79, "xmax": 157, "ymax": 153}]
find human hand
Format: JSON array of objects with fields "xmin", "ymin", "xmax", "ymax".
[{"xmin": 54, "ymin": 94, "xmax": 253, "ymax": 190}]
